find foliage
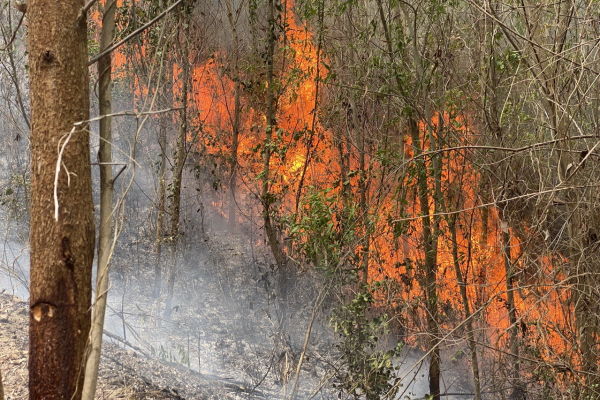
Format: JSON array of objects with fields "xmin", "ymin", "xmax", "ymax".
[
  {"xmin": 331, "ymin": 286, "xmax": 402, "ymax": 400},
  {"xmin": 285, "ymin": 187, "xmax": 358, "ymax": 275},
  {"xmin": 287, "ymin": 188, "xmax": 402, "ymax": 399}
]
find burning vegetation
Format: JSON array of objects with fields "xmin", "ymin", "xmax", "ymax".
[{"xmin": 2, "ymin": 0, "xmax": 600, "ymax": 398}]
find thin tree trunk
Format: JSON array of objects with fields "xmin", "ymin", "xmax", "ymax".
[
  {"xmin": 154, "ymin": 116, "xmax": 167, "ymax": 299},
  {"xmin": 27, "ymin": 0, "xmax": 95, "ymax": 397},
  {"xmin": 293, "ymin": 0, "xmax": 324, "ymax": 215},
  {"xmin": 448, "ymin": 216, "xmax": 483, "ymax": 400},
  {"xmin": 373, "ymin": 1, "xmax": 441, "ymax": 396},
  {"xmin": 82, "ymin": 1, "xmax": 116, "ymax": 398},
  {"xmin": 225, "ymin": 0, "xmax": 241, "ymax": 232},
  {"xmin": 262, "ymin": 0, "xmax": 286, "ymax": 270},
  {"xmin": 165, "ymin": 24, "xmax": 189, "ymax": 319},
  {"xmin": 501, "ymin": 224, "xmax": 521, "ymax": 396},
  {"xmin": 348, "ymin": 95, "xmax": 369, "ymax": 286},
  {"xmin": 409, "ymin": 117, "xmax": 441, "ymax": 400}
]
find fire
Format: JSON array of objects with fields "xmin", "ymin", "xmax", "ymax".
[
  {"xmin": 187, "ymin": 0, "xmax": 331, "ymax": 201},
  {"xmin": 89, "ymin": 0, "xmax": 584, "ymax": 390}
]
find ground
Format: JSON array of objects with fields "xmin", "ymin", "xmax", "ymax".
[
  {"xmin": 0, "ymin": 291, "xmax": 258, "ymax": 399},
  {"xmin": 0, "ymin": 225, "xmax": 338, "ymax": 400},
  {"xmin": 0, "ymin": 212, "xmax": 472, "ymax": 400}
]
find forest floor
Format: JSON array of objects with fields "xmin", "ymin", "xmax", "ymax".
[
  {"xmin": 0, "ymin": 207, "xmax": 473, "ymax": 400},
  {"xmin": 0, "ymin": 221, "xmax": 339, "ymax": 399},
  {"xmin": 0, "ymin": 291, "xmax": 249, "ymax": 399},
  {"xmin": 103, "ymin": 227, "xmax": 339, "ymax": 400}
]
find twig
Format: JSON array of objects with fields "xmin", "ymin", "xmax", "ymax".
[
  {"xmin": 0, "ymin": 12, "xmax": 24, "ymax": 52},
  {"xmin": 248, "ymin": 351, "xmax": 276, "ymax": 395},
  {"xmin": 88, "ymin": 0, "xmax": 183, "ymax": 65},
  {"xmin": 287, "ymin": 285, "xmax": 328, "ymax": 400}
]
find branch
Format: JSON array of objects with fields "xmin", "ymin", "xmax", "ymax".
[
  {"xmin": 102, "ymin": 330, "xmax": 150, "ymax": 358},
  {"xmin": 392, "ymin": 183, "xmax": 600, "ymax": 223},
  {"xmin": 468, "ymin": 0, "xmax": 600, "ymax": 77},
  {"xmin": 88, "ymin": 0, "xmax": 183, "ymax": 66},
  {"xmin": 0, "ymin": 11, "xmax": 24, "ymax": 52},
  {"xmin": 79, "ymin": 0, "xmax": 99, "ymax": 20}
]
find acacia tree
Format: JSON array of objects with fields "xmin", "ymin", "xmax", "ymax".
[{"xmin": 27, "ymin": 0, "xmax": 95, "ymax": 398}]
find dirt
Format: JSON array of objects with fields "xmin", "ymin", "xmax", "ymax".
[
  {"xmin": 0, "ymin": 291, "xmax": 259, "ymax": 399},
  {"xmin": 0, "ymin": 218, "xmax": 340, "ymax": 400}
]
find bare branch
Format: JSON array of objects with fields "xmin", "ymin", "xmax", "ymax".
[{"xmin": 88, "ymin": 0, "xmax": 183, "ymax": 66}]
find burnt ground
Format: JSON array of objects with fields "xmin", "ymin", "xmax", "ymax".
[
  {"xmin": 104, "ymin": 227, "xmax": 339, "ymax": 400},
  {"xmin": 0, "ymin": 291, "xmax": 245, "ymax": 400},
  {"xmin": 0, "ymin": 204, "xmax": 473, "ymax": 400},
  {"xmin": 0, "ymin": 223, "xmax": 340, "ymax": 400}
]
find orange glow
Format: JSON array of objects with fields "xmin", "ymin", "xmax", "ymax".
[{"xmin": 93, "ymin": 0, "xmax": 581, "ymax": 384}]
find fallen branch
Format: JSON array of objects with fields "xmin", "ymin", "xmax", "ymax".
[{"xmin": 102, "ymin": 329, "xmax": 150, "ymax": 358}]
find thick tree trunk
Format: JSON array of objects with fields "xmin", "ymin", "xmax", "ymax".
[
  {"xmin": 27, "ymin": 0, "xmax": 95, "ymax": 398},
  {"xmin": 82, "ymin": 1, "xmax": 116, "ymax": 398}
]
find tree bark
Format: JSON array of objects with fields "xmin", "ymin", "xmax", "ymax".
[
  {"xmin": 82, "ymin": 0, "xmax": 116, "ymax": 398},
  {"xmin": 225, "ymin": 0, "xmax": 241, "ymax": 233},
  {"xmin": 154, "ymin": 115, "xmax": 167, "ymax": 299},
  {"xmin": 262, "ymin": 0, "xmax": 286, "ymax": 270},
  {"xmin": 165, "ymin": 23, "xmax": 189, "ymax": 319},
  {"xmin": 27, "ymin": 0, "xmax": 95, "ymax": 398}
]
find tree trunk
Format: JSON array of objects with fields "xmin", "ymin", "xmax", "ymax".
[
  {"xmin": 164, "ymin": 25, "xmax": 189, "ymax": 319},
  {"xmin": 262, "ymin": 0, "xmax": 286, "ymax": 270},
  {"xmin": 448, "ymin": 216, "xmax": 483, "ymax": 400},
  {"xmin": 225, "ymin": 0, "xmax": 241, "ymax": 233},
  {"xmin": 82, "ymin": 0, "xmax": 116, "ymax": 398},
  {"xmin": 408, "ymin": 117, "xmax": 441, "ymax": 400},
  {"xmin": 154, "ymin": 115, "xmax": 167, "ymax": 299},
  {"xmin": 347, "ymin": 94, "xmax": 370, "ymax": 286},
  {"xmin": 27, "ymin": 0, "xmax": 95, "ymax": 397},
  {"xmin": 501, "ymin": 224, "xmax": 522, "ymax": 397},
  {"xmin": 373, "ymin": 2, "xmax": 441, "ymax": 396}
]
